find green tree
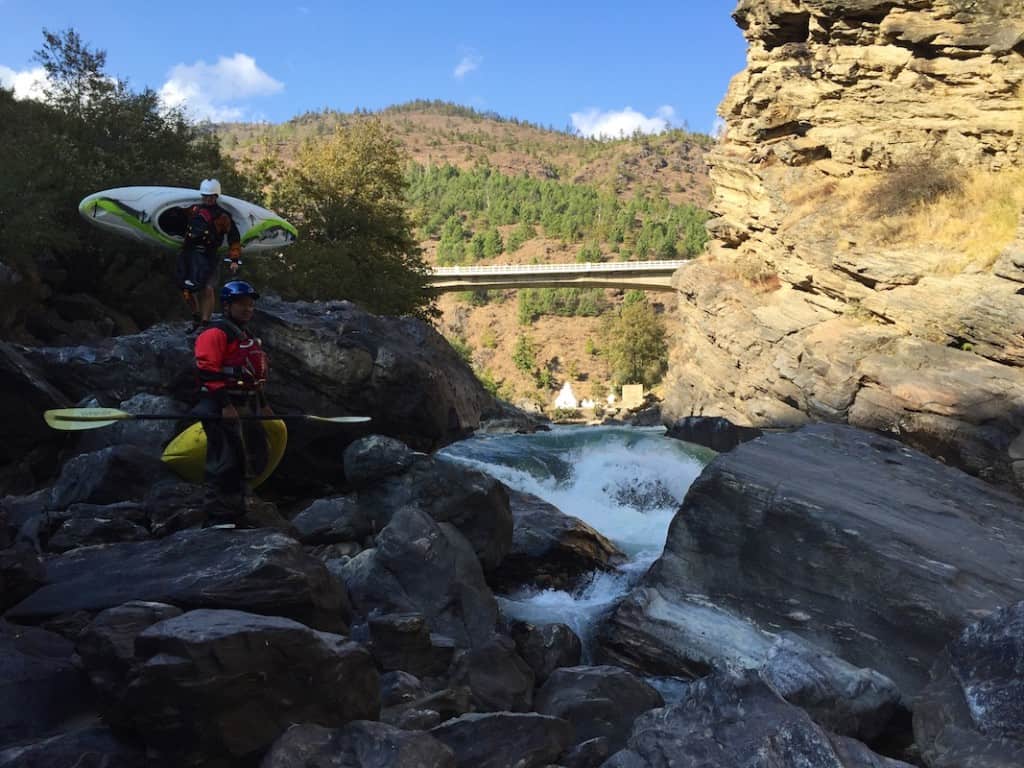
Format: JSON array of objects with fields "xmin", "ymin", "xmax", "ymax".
[
  {"xmin": 254, "ymin": 118, "xmax": 435, "ymax": 319},
  {"xmin": 512, "ymin": 333, "xmax": 537, "ymax": 373},
  {"xmin": 601, "ymin": 298, "xmax": 667, "ymax": 387}
]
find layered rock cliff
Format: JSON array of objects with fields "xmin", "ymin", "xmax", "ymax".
[{"xmin": 665, "ymin": 0, "xmax": 1024, "ymax": 489}]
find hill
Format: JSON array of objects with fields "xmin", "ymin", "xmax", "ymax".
[{"xmin": 215, "ymin": 102, "xmax": 715, "ymax": 409}]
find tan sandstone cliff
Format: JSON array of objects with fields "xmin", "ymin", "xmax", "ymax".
[{"xmin": 665, "ymin": 0, "xmax": 1024, "ymax": 489}]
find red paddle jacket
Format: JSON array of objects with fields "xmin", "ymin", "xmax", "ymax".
[{"xmin": 195, "ymin": 320, "xmax": 269, "ymax": 407}]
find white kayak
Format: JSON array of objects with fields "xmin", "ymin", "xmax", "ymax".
[{"xmin": 78, "ymin": 186, "xmax": 298, "ymax": 253}]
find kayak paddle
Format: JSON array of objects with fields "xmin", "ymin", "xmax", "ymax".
[{"xmin": 44, "ymin": 407, "xmax": 370, "ymax": 431}]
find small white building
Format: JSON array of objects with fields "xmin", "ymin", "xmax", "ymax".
[{"xmin": 554, "ymin": 382, "xmax": 578, "ymax": 409}]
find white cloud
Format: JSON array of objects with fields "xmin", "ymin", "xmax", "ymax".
[
  {"xmin": 571, "ymin": 105, "xmax": 677, "ymax": 139},
  {"xmin": 453, "ymin": 54, "xmax": 482, "ymax": 80},
  {"xmin": 0, "ymin": 65, "xmax": 48, "ymax": 101},
  {"xmin": 159, "ymin": 53, "xmax": 283, "ymax": 122}
]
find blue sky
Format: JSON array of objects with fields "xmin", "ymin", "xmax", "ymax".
[{"xmin": 1, "ymin": 1, "xmax": 748, "ymax": 137}]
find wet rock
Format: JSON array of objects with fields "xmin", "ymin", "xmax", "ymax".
[
  {"xmin": 603, "ymin": 671, "xmax": 912, "ymax": 768},
  {"xmin": 0, "ymin": 725, "xmax": 146, "ymax": 767},
  {"xmin": 7, "ymin": 528, "xmax": 350, "ymax": 633},
  {"xmin": 430, "ymin": 712, "xmax": 574, "ymax": 768},
  {"xmin": 126, "ymin": 609, "xmax": 379, "ymax": 765},
  {"xmin": 664, "ymin": 415, "xmax": 764, "ymax": 452},
  {"xmin": 596, "ymin": 589, "xmax": 901, "ymax": 741},
  {"xmin": 534, "ymin": 666, "xmax": 662, "ymax": 754},
  {"xmin": 509, "ymin": 621, "xmax": 582, "ymax": 685},
  {"xmin": 0, "ymin": 621, "xmax": 93, "ymax": 747},
  {"xmin": 262, "ymin": 721, "xmax": 456, "ymax": 768},
  {"xmin": 344, "ymin": 434, "xmax": 415, "ymax": 487},
  {"xmin": 449, "ymin": 634, "xmax": 534, "ymax": 712},
  {"xmin": 619, "ymin": 424, "xmax": 1024, "ymax": 696},
  {"xmin": 47, "ymin": 516, "xmax": 151, "ymax": 552},
  {"xmin": 341, "ymin": 506, "xmax": 497, "ymax": 648},
  {"xmin": 489, "ymin": 491, "xmax": 624, "ymax": 593},
  {"xmin": 914, "ymin": 601, "xmax": 1024, "ymax": 768},
  {"xmin": 76, "ymin": 601, "xmax": 183, "ymax": 728}
]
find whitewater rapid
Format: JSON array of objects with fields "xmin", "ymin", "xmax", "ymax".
[{"xmin": 438, "ymin": 426, "xmax": 710, "ymax": 654}]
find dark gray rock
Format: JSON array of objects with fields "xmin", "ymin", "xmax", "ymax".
[
  {"xmin": 262, "ymin": 721, "xmax": 455, "ymax": 768},
  {"xmin": 359, "ymin": 456, "xmax": 513, "ymax": 572},
  {"xmin": 430, "ymin": 712, "xmax": 574, "ymax": 768},
  {"xmin": 126, "ymin": 609, "xmax": 379, "ymax": 765},
  {"xmin": 47, "ymin": 516, "xmax": 151, "ymax": 552},
  {"xmin": 7, "ymin": 528, "xmax": 350, "ymax": 633},
  {"xmin": 564, "ymin": 737, "xmax": 611, "ymax": 768},
  {"xmin": 602, "ymin": 671, "xmax": 913, "ymax": 768},
  {"xmin": 613, "ymin": 424, "xmax": 1024, "ymax": 696},
  {"xmin": 344, "ymin": 435, "xmax": 416, "ymax": 488},
  {"xmin": 534, "ymin": 666, "xmax": 662, "ymax": 754},
  {"xmin": 914, "ymin": 601, "xmax": 1024, "ymax": 768},
  {"xmin": 143, "ymin": 480, "xmax": 208, "ymax": 537},
  {"xmin": 76, "ymin": 601, "xmax": 183, "ymax": 728},
  {"xmin": 1, "ymin": 489, "xmax": 49, "ymax": 539},
  {"xmin": 369, "ymin": 612, "xmax": 457, "ymax": 677},
  {"xmin": 490, "ymin": 491, "xmax": 624, "ymax": 592},
  {"xmin": 0, "ymin": 342, "xmax": 70, "ymax": 495},
  {"xmin": 664, "ymin": 416, "xmax": 764, "ymax": 451},
  {"xmin": 596, "ymin": 588, "xmax": 901, "ymax": 741},
  {"xmin": 449, "ymin": 634, "xmax": 535, "ymax": 712},
  {"xmin": 0, "ymin": 546, "xmax": 44, "ymax": 612},
  {"xmin": 381, "ymin": 687, "xmax": 474, "ymax": 730},
  {"xmin": 50, "ymin": 446, "xmax": 171, "ymax": 509},
  {"xmin": 292, "ymin": 494, "xmax": 375, "ymax": 545},
  {"xmin": 0, "ymin": 725, "xmax": 146, "ymax": 767},
  {"xmin": 509, "ymin": 621, "xmax": 582, "ymax": 685},
  {"xmin": 0, "ymin": 621, "xmax": 93, "ymax": 747},
  {"xmin": 341, "ymin": 506, "xmax": 498, "ymax": 648},
  {"xmin": 380, "ymin": 670, "xmax": 427, "ymax": 709}
]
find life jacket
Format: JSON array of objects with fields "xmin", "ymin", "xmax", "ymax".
[
  {"xmin": 196, "ymin": 319, "xmax": 269, "ymax": 393},
  {"xmin": 185, "ymin": 204, "xmax": 230, "ymax": 252}
]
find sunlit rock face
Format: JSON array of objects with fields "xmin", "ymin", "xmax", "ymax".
[{"xmin": 664, "ymin": 0, "xmax": 1024, "ymax": 490}]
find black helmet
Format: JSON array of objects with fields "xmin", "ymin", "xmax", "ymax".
[{"xmin": 220, "ymin": 280, "xmax": 260, "ymax": 304}]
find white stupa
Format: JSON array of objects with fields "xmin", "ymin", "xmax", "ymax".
[{"xmin": 554, "ymin": 381, "xmax": 578, "ymax": 409}]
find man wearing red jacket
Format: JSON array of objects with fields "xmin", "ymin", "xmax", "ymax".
[
  {"xmin": 193, "ymin": 280, "xmax": 272, "ymax": 518},
  {"xmin": 176, "ymin": 179, "xmax": 242, "ymax": 332}
]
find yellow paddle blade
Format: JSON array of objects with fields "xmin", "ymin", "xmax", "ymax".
[{"xmin": 44, "ymin": 407, "xmax": 134, "ymax": 431}]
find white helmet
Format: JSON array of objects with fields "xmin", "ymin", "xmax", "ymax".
[{"xmin": 199, "ymin": 179, "xmax": 222, "ymax": 196}]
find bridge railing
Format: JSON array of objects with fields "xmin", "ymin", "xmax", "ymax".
[{"xmin": 429, "ymin": 259, "xmax": 689, "ymax": 276}]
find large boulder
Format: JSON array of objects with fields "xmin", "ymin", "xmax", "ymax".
[
  {"xmin": 7, "ymin": 529, "xmax": 350, "ymax": 633},
  {"xmin": 125, "ymin": 609, "xmax": 379, "ymax": 765},
  {"xmin": 49, "ymin": 446, "xmax": 172, "ymax": 509},
  {"xmin": 508, "ymin": 620, "xmax": 582, "ymax": 685},
  {"xmin": 489, "ymin": 490, "xmax": 624, "ymax": 592},
  {"xmin": 664, "ymin": 416, "xmax": 764, "ymax": 452},
  {"xmin": 262, "ymin": 721, "xmax": 455, "ymax": 768},
  {"xmin": 914, "ymin": 601, "xmax": 1024, "ymax": 768},
  {"xmin": 429, "ymin": 712, "xmax": 574, "ymax": 768},
  {"xmin": 603, "ymin": 671, "xmax": 913, "ymax": 768},
  {"xmin": 0, "ymin": 621, "xmax": 93, "ymax": 747},
  {"xmin": 448, "ymin": 634, "xmax": 535, "ymax": 712},
  {"xmin": 340, "ymin": 506, "xmax": 498, "ymax": 648},
  {"xmin": 611, "ymin": 424, "xmax": 1024, "ymax": 696}
]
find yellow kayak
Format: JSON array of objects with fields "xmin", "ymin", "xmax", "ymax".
[{"xmin": 161, "ymin": 420, "xmax": 288, "ymax": 488}]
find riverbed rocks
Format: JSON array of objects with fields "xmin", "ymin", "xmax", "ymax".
[
  {"xmin": 429, "ymin": 712, "xmax": 574, "ymax": 768},
  {"xmin": 262, "ymin": 721, "xmax": 456, "ymax": 768}
]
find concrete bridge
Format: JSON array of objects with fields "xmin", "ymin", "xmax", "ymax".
[{"xmin": 426, "ymin": 259, "xmax": 688, "ymax": 293}]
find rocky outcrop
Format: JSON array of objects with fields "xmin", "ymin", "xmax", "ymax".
[
  {"xmin": 598, "ymin": 425, "xmax": 1024, "ymax": 700},
  {"xmin": 665, "ymin": 0, "xmax": 1024, "ymax": 490}
]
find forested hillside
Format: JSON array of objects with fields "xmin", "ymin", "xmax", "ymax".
[{"xmin": 217, "ymin": 103, "xmax": 714, "ymax": 409}]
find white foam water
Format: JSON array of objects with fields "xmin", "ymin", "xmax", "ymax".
[{"xmin": 439, "ymin": 426, "xmax": 710, "ymax": 652}]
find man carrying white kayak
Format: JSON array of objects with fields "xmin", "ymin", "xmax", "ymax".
[
  {"xmin": 176, "ymin": 178, "xmax": 242, "ymax": 332},
  {"xmin": 193, "ymin": 279, "xmax": 272, "ymax": 520}
]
